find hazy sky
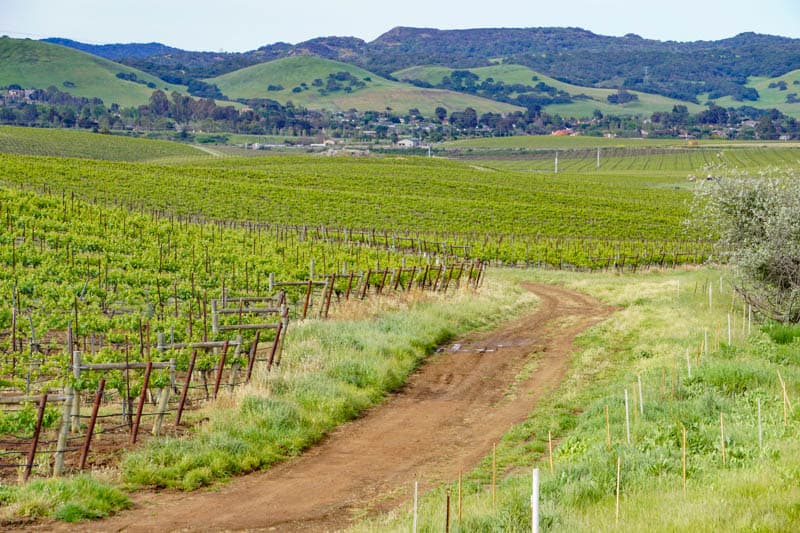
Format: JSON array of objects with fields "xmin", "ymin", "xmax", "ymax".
[{"xmin": 2, "ymin": 0, "xmax": 798, "ymax": 52}]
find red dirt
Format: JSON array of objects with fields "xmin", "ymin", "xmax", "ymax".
[{"xmin": 45, "ymin": 282, "xmax": 613, "ymax": 532}]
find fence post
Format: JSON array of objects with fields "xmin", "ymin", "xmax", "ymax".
[
  {"xmin": 213, "ymin": 340, "xmax": 229, "ymax": 399},
  {"xmin": 267, "ymin": 322, "xmax": 283, "ymax": 371},
  {"xmin": 152, "ymin": 384, "xmax": 170, "ymax": 436},
  {"xmin": 23, "ymin": 393, "xmax": 48, "ymax": 482},
  {"xmin": 175, "ymin": 350, "xmax": 197, "ymax": 427},
  {"xmin": 245, "ymin": 330, "xmax": 261, "ymax": 382},
  {"xmin": 130, "ymin": 362, "xmax": 153, "ymax": 444},
  {"xmin": 53, "ymin": 387, "xmax": 73, "ymax": 476},
  {"xmin": 301, "ymin": 279, "xmax": 313, "ymax": 319},
  {"xmin": 79, "ymin": 379, "xmax": 105, "ymax": 470},
  {"xmin": 71, "ymin": 350, "xmax": 82, "ymax": 433}
]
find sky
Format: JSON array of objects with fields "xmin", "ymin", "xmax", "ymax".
[{"xmin": 1, "ymin": 0, "xmax": 798, "ymax": 52}]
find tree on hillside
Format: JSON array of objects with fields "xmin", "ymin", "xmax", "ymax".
[{"xmin": 696, "ymin": 174, "xmax": 800, "ymax": 322}]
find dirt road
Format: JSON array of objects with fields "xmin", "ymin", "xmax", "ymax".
[{"xmin": 69, "ymin": 282, "xmax": 612, "ymax": 532}]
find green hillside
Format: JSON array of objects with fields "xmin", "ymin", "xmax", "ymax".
[
  {"xmin": 707, "ymin": 69, "xmax": 800, "ymax": 118},
  {"xmin": 393, "ymin": 63, "xmax": 704, "ymax": 117},
  {"xmin": 207, "ymin": 56, "xmax": 521, "ymax": 116},
  {"xmin": 0, "ymin": 125, "xmax": 209, "ymax": 162},
  {"xmin": 0, "ymin": 37, "xmax": 183, "ymax": 107}
]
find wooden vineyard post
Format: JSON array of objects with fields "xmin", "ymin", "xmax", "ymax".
[
  {"xmin": 360, "ymin": 270, "xmax": 371, "ymax": 300},
  {"xmin": 345, "ymin": 271, "xmax": 354, "ymax": 300},
  {"xmin": 23, "ymin": 393, "xmax": 48, "ymax": 482},
  {"xmin": 53, "ymin": 387, "xmax": 73, "ymax": 476},
  {"xmin": 175, "ymin": 350, "xmax": 198, "ymax": 427},
  {"xmin": 393, "ymin": 268, "xmax": 402, "ymax": 291},
  {"xmin": 301, "ymin": 278, "xmax": 313, "ymax": 319},
  {"xmin": 442, "ymin": 265, "xmax": 454, "ymax": 292},
  {"xmin": 130, "ymin": 362, "xmax": 153, "ymax": 445},
  {"xmin": 407, "ymin": 267, "xmax": 416, "ymax": 292},
  {"xmin": 548, "ymin": 431, "xmax": 554, "ymax": 474},
  {"xmin": 267, "ymin": 322, "xmax": 284, "ymax": 371},
  {"xmin": 213, "ymin": 340, "xmax": 230, "ymax": 399},
  {"xmin": 445, "ymin": 489, "xmax": 451, "ymax": 533},
  {"xmin": 245, "ymin": 330, "xmax": 261, "ymax": 383},
  {"xmin": 323, "ymin": 274, "xmax": 336, "ymax": 318},
  {"xmin": 79, "ymin": 379, "xmax": 105, "ymax": 470},
  {"xmin": 152, "ymin": 382, "xmax": 171, "ymax": 437},
  {"xmin": 420, "ymin": 265, "xmax": 430, "ymax": 289},
  {"xmin": 373, "ymin": 270, "xmax": 385, "ymax": 295},
  {"xmin": 274, "ymin": 307, "xmax": 290, "ymax": 367},
  {"xmin": 71, "ymin": 350, "xmax": 82, "ymax": 433}
]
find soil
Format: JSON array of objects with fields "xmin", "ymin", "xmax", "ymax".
[{"xmin": 41, "ymin": 282, "xmax": 613, "ymax": 532}]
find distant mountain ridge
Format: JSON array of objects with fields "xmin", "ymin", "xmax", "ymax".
[
  {"xmin": 41, "ymin": 38, "xmax": 184, "ymax": 60},
  {"xmin": 41, "ymin": 27, "xmax": 800, "ymax": 104}
]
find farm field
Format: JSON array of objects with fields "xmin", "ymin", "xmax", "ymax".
[
  {"xmin": 0, "ymin": 126, "xmax": 798, "ymax": 530},
  {"xmin": 0, "ymin": 126, "xmax": 209, "ymax": 162}
]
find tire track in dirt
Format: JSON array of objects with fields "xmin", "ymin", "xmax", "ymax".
[{"xmin": 60, "ymin": 282, "xmax": 613, "ymax": 532}]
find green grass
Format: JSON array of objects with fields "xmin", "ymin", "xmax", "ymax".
[
  {"xmin": 0, "ymin": 37, "xmax": 184, "ymax": 107},
  {"xmin": 0, "ymin": 476, "xmax": 130, "ymax": 523},
  {"xmin": 393, "ymin": 63, "xmax": 704, "ymax": 117},
  {"xmin": 707, "ymin": 69, "xmax": 800, "ymax": 118},
  {"xmin": 0, "ymin": 126, "xmax": 209, "ymax": 161},
  {"xmin": 207, "ymin": 56, "xmax": 521, "ymax": 116},
  {"xmin": 355, "ymin": 268, "xmax": 800, "ymax": 532}
]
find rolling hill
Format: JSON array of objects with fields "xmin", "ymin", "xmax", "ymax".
[
  {"xmin": 0, "ymin": 37, "xmax": 183, "ymax": 107},
  {"xmin": 706, "ymin": 69, "xmax": 800, "ymax": 118},
  {"xmin": 47, "ymin": 28, "xmax": 800, "ymax": 106},
  {"xmin": 393, "ymin": 64, "xmax": 704, "ymax": 116},
  {"xmin": 207, "ymin": 56, "xmax": 521, "ymax": 116}
]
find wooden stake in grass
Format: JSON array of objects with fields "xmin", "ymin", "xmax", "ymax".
[
  {"xmin": 548, "ymin": 431, "xmax": 554, "ymax": 474},
  {"xmin": 605, "ymin": 404, "xmax": 611, "ymax": 451},
  {"xmin": 777, "ymin": 370, "xmax": 793, "ymax": 426},
  {"xmin": 458, "ymin": 469, "xmax": 463, "ymax": 523},
  {"xmin": 615, "ymin": 456, "xmax": 622, "ymax": 524},
  {"xmin": 720, "ymin": 412, "xmax": 727, "ymax": 467},
  {"xmin": 681, "ymin": 424, "xmax": 687, "ymax": 496},
  {"xmin": 492, "ymin": 443, "xmax": 497, "ymax": 507},
  {"xmin": 531, "ymin": 468, "xmax": 540, "ymax": 533},
  {"xmin": 727, "ymin": 313, "xmax": 732, "ymax": 345},
  {"xmin": 624, "ymin": 389, "xmax": 631, "ymax": 445},
  {"xmin": 412, "ymin": 480, "xmax": 418, "ymax": 533}
]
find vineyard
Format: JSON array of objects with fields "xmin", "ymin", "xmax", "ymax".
[
  {"xmin": 0, "ymin": 126, "xmax": 209, "ymax": 163},
  {"xmin": 457, "ymin": 145, "xmax": 800, "ymax": 174},
  {"xmin": 1, "ymin": 126, "xmax": 797, "ymax": 526},
  {"xmin": 0, "ymin": 183, "xmax": 488, "ymax": 485}
]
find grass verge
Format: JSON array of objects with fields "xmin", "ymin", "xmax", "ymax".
[{"xmin": 354, "ymin": 267, "xmax": 800, "ymax": 532}]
